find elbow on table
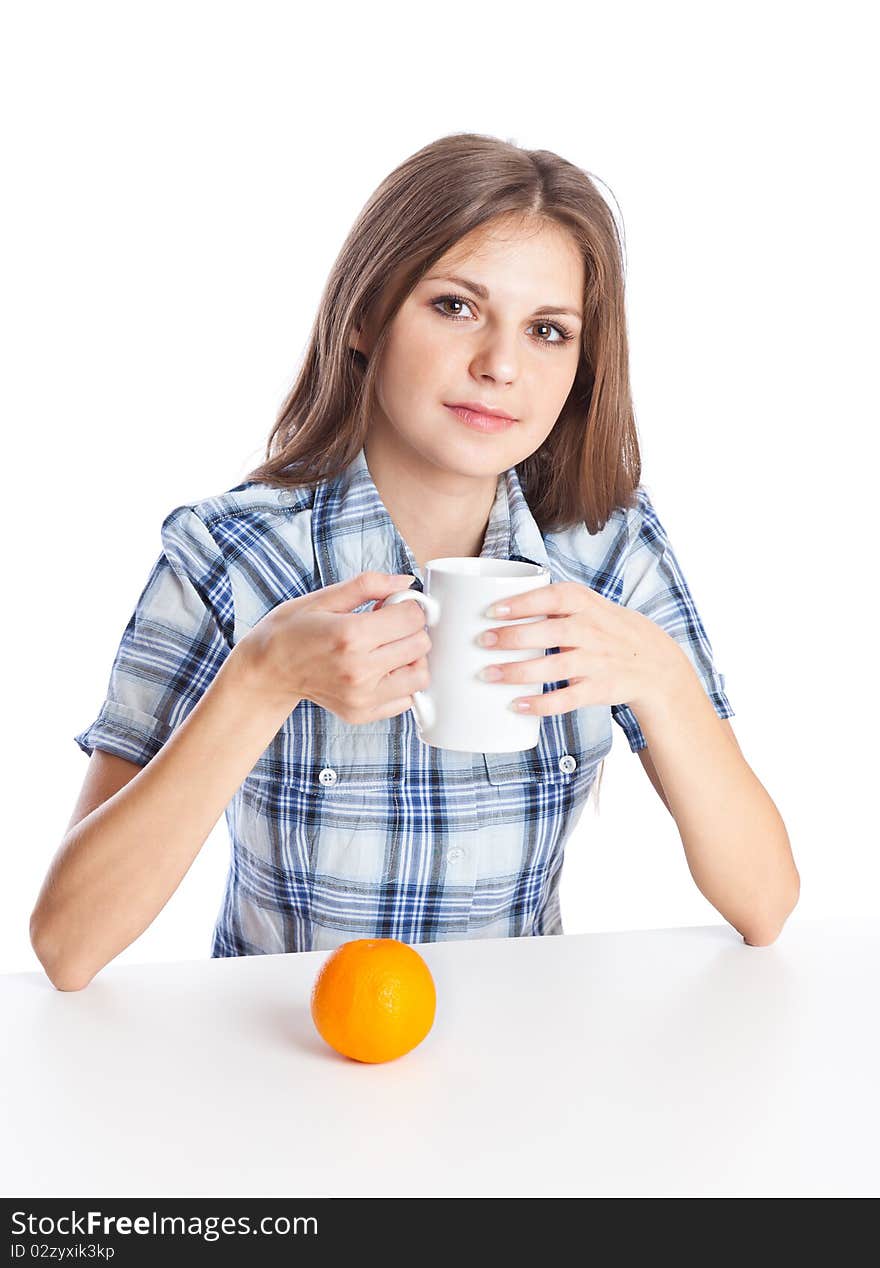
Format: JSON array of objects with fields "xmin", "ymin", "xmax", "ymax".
[
  {"xmin": 30, "ymin": 913, "xmax": 95, "ymax": 993},
  {"xmin": 743, "ymin": 927, "xmax": 783, "ymax": 948},
  {"xmin": 44, "ymin": 967, "xmax": 94, "ymax": 993},
  {"xmin": 742, "ymin": 871, "xmax": 801, "ymax": 947}
]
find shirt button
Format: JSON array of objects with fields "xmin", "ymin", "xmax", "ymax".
[
  {"xmin": 558, "ymin": 754, "xmax": 577, "ymax": 774},
  {"xmin": 446, "ymin": 847, "xmax": 465, "ymax": 863},
  {"xmin": 277, "ymin": 489, "xmax": 298, "ymax": 506},
  {"xmin": 318, "ymin": 767, "xmax": 338, "ymax": 787}
]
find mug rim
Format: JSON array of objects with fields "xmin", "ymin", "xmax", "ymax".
[{"xmin": 425, "ymin": 557, "xmax": 549, "ymax": 578}]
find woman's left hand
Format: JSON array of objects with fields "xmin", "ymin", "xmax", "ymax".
[{"xmin": 476, "ymin": 581, "xmax": 689, "ymax": 717}]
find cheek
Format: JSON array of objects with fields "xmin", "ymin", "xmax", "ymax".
[
  {"xmin": 538, "ymin": 354, "xmax": 580, "ymax": 411},
  {"xmin": 382, "ymin": 319, "xmax": 456, "ymax": 396},
  {"xmin": 513, "ymin": 351, "xmax": 577, "ymax": 411},
  {"xmin": 550, "ymin": 348, "xmax": 581, "ymax": 387}
]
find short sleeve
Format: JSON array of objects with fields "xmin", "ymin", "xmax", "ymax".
[
  {"xmin": 611, "ymin": 487, "xmax": 734, "ymax": 753},
  {"xmin": 74, "ymin": 506, "xmax": 235, "ymax": 766}
]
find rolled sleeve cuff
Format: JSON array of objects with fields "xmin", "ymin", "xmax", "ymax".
[
  {"xmin": 612, "ymin": 673, "xmax": 735, "ymax": 753},
  {"xmin": 74, "ymin": 700, "xmax": 175, "ymax": 767}
]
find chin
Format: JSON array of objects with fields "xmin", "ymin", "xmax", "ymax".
[{"xmin": 430, "ymin": 437, "xmax": 512, "ymax": 474}]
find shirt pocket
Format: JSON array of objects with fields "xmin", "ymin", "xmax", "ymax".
[
  {"xmin": 482, "ymin": 706, "xmax": 613, "ymax": 790},
  {"xmin": 239, "ymin": 709, "xmax": 407, "ymax": 884},
  {"xmin": 245, "ymin": 701, "xmax": 407, "ymax": 792}
]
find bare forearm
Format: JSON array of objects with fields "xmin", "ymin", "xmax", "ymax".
[
  {"xmin": 32, "ymin": 649, "xmax": 296, "ymax": 989},
  {"xmin": 633, "ymin": 651, "xmax": 800, "ymax": 945}
]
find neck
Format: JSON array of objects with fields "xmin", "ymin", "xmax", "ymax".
[{"xmin": 363, "ymin": 426, "xmax": 500, "ymax": 570}]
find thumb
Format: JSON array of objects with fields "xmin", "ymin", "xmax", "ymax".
[{"xmin": 310, "ymin": 570, "xmax": 417, "ymax": 614}]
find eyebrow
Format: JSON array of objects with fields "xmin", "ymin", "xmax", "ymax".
[{"xmin": 423, "ymin": 274, "xmax": 583, "ymax": 321}]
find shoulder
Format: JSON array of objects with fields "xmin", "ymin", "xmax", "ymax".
[
  {"xmin": 626, "ymin": 484, "xmax": 666, "ymax": 542},
  {"xmin": 540, "ymin": 486, "xmax": 661, "ymax": 600},
  {"xmin": 159, "ymin": 480, "xmax": 320, "ymax": 622},
  {"xmin": 182, "ymin": 479, "xmax": 315, "ymax": 531},
  {"xmin": 160, "ymin": 479, "xmax": 317, "ymax": 552},
  {"xmin": 543, "ymin": 496, "xmax": 632, "ymax": 567},
  {"xmin": 548, "ymin": 485, "xmax": 662, "ymax": 556}
]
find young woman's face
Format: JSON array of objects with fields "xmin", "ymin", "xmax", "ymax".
[{"xmin": 357, "ymin": 216, "xmax": 586, "ymax": 481}]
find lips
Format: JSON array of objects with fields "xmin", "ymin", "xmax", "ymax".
[
  {"xmin": 447, "ymin": 401, "xmax": 517, "ymax": 420},
  {"xmin": 446, "ymin": 404, "xmax": 517, "ymax": 433}
]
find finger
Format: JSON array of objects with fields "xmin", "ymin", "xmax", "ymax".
[
  {"xmin": 382, "ymin": 658, "xmax": 429, "ymax": 699},
  {"xmin": 485, "ymin": 581, "xmax": 593, "ymax": 621},
  {"xmin": 359, "ymin": 595, "xmax": 430, "ymax": 648},
  {"xmin": 509, "ymin": 681, "xmax": 589, "ymax": 716},
  {"xmin": 314, "ymin": 571, "xmax": 418, "ymax": 615},
  {"xmin": 369, "ymin": 629, "xmax": 431, "ymax": 677},
  {"xmin": 479, "ymin": 649, "xmax": 582, "ymax": 685},
  {"xmin": 479, "ymin": 614, "xmax": 578, "ymax": 652},
  {"xmin": 367, "ymin": 695, "xmax": 417, "ymax": 722}
]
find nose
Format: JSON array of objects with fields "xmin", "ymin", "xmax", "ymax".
[{"xmin": 469, "ymin": 323, "xmax": 519, "ymax": 384}]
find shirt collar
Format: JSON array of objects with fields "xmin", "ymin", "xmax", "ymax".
[{"xmin": 311, "ymin": 445, "xmax": 550, "ymax": 593}]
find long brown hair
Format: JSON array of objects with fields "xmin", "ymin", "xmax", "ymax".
[{"xmin": 247, "ymin": 131, "xmax": 641, "ymax": 535}]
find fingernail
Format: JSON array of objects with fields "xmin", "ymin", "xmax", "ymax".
[{"xmin": 487, "ymin": 603, "xmax": 510, "ymax": 618}]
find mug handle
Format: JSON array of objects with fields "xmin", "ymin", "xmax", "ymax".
[{"xmin": 379, "ymin": 589, "xmax": 441, "ymax": 733}]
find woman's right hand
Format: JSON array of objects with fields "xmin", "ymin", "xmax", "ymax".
[{"xmin": 232, "ymin": 571, "xmax": 431, "ymax": 724}]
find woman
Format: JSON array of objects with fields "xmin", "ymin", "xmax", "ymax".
[{"xmin": 30, "ymin": 132, "xmax": 800, "ymax": 989}]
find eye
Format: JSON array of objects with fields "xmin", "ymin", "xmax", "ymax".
[{"xmin": 431, "ymin": 294, "xmax": 577, "ymax": 348}]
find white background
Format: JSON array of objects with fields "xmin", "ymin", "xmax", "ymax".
[{"xmin": 2, "ymin": 1, "xmax": 876, "ymax": 975}]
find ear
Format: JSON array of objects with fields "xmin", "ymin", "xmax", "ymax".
[{"xmin": 348, "ymin": 319, "xmax": 371, "ymax": 358}]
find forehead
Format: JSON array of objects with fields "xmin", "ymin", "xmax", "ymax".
[
  {"xmin": 439, "ymin": 215, "xmax": 579, "ymax": 266},
  {"xmin": 430, "ymin": 216, "xmax": 584, "ymax": 294}
]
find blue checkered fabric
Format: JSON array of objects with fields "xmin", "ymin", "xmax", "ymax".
[{"xmin": 75, "ymin": 447, "xmax": 733, "ymax": 955}]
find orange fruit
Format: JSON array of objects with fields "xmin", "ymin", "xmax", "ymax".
[{"xmin": 310, "ymin": 938, "xmax": 437, "ymax": 1063}]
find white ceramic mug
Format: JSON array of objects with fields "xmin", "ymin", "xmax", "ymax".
[{"xmin": 379, "ymin": 557, "xmax": 550, "ymax": 753}]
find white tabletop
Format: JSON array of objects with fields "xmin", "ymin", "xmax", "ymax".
[{"xmin": 2, "ymin": 918, "xmax": 878, "ymax": 1198}]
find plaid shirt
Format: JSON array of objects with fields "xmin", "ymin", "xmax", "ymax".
[{"xmin": 75, "ymin": 447, "xmax": 734, "ymax": 956}]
